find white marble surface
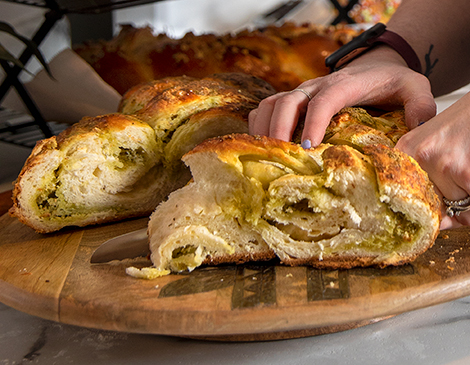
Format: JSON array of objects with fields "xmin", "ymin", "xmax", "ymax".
[{"xmin": 1, "ymin": 296, "xmax": 470, "ymax": 365}]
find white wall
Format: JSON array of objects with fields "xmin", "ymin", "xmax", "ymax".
[{"xmin": 113, "ymin": 0, "xmax": 334, "ymax": 38}]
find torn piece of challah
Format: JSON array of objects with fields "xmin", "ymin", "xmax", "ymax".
[
  {"xmin": 147, "ymin": 132, "xmax": 441, "ymax": 273},
  {"xmin": 292, "ymin": 107, "xmax": 408, "ymax": 148},
  {"xmin": 9, "ymin": 73, "xmax": 275, "ymax": 233}
]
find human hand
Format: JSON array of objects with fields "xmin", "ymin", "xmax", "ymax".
[
  {"xmin": 249, "ymin": 46, "xmax": 436, "ymax": 147},
  {"xmin": 395, "ymin": 91, "xmax": 470, "ymax": 230}
]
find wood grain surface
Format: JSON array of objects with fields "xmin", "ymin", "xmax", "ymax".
[
  {"xmin": 0, "ymin": 190, "xmax": 13, "ymax": 216},
  {"xmin": 1, "ymin": 189, "xmax": 470, "ymax": 341}
]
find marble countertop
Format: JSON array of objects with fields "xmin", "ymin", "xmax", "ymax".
[
  {"xmin": 2, "ymin": 297, "xmax": 470, "ymax": 365},
  {"xmin": 2, "ymin": 86, "xmax": 470, "ymax": 365}
]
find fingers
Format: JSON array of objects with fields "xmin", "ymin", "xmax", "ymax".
[
  {"xmin": 249, "ymin": 94, "xmax": 277, "ymax": 137},
  {"xmin": 399, "ymin": 74, "xmax": 436, "ymax": 128},
  {"xmin": 249, "ymin": 90, "xmax": 311, "ymax": 142},
  {"xmin": 396, "ymin": 94, "xmax": 470, "ymax": 229},
  {"xmin": 269, "ymin": 90, "xmax": 310, "ymax": 141},
  {"xmin": 404, "ymin": 95, "xmax": 436, "ymax": 129},
  {"xmin": 249, "ymin": 74, "xmax": 355, "ymax": 145},
  {"xmin": 435, "ymin": 157, "xmax": 470, "ymax": 228},
  {"xmin": 396, "ymin": 128, "xmax": 465, "ymax": 229},
  {"xmin": 249, "ymin": 45, "xmax": 436, "ymax": 145},
  {"xmin": 301, "ymin": 86, "xmax": 360, "ymax": 146},
  {"xmin": 440, "ymin": 216, "xmax": 462, "ymax": 230},
  {"xmin": 429, "ymin": 174, "xmax": 468, "ymax": 230}
]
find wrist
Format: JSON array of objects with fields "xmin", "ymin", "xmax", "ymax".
[
  {"xmin": 353, "ymin": 44, "xmax": 410, "ymax": 68},
  {"xmin": 325, "ymin": 23, "xmax": 422, "ymax": 74}
]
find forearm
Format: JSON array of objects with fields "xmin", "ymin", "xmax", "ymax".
[{"xmin": 387, "ymin": 0, "xmax": 470, "ymax": 96}]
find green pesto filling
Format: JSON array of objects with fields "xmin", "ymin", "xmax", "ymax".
[
  {"xmin": 268, "ymin": 178, "xmax": 333, "ymax": 216},
  {"xmin": 321, "ymin": 221, "xmax": 422, "ymax": 256},
  {"xmin": 116, "ymin": 146, "xmax": 146, "ymax": 169},
  {"xmin": 172, "ymin": 245, "xmax": 197, "ymax": 258},
  {"xmin": 278, "ymin": 205, "xmax": 421, "ymax": 254},
  {"xmin": 34, "ymin": 190, "xmax": 130, "ymax": 220},
  {"xmin": 32, "ymin": 141, "xmax": 154, "ymax": 221},
  {"xmin": 170, "ymin": 245, "xmax": 204, "ymax": 272}
]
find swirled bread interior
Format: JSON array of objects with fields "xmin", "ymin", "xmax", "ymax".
[
  {"xmin": 146, "ymin": 132, "xmax": 440, "ymax": 274},
  {"xmin": 10, "ymin": 73, "xmax": 275, "ymax": 233}
]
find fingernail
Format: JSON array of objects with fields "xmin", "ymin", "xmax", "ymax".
[{"xmin": 301, "ymin": 139, "xmax": 311, "ymax": 149}]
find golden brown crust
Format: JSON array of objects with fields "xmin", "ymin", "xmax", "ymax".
[
  {"xmin": 363, "ymin": 144, "xmax": 442, "ymax": 222},
  {"xmin": 292, "ymin": 107, "xmax": 408, "ymax": 147},
  {"xmin": 202, "ymin": 251, "xmax": 276, "ymax": 267},
  {"xmin": 9, "ymin": 112, "xmax": 162, "ymax": 233},
  {"xmin": 133, "ymin": 78, "xmax": 262, "ymax": 147},
  {"xmin": 9, "ymin": 138, "xmax": 56, "ymax": 223},
  {"xmin": 55, "ymin": 113, "xmax": 145, "ymax": 144},
  {"xmin": 325, "ymin": 108, "xmax": 408, "ymax": 144},
  {"xmin": 187, "ymin": 133, "xmax": 303, "ymax": 157},
  {"xmin": 119, "ymin": 73, "xmax": 275, "ymax": 117},
  {"xmin": 273, "ymin": 143, "xmax": 441, "ymax": 270},
  {"xmin": 137, "ymin": 78, "xmax": 258, "ymax": 115},
  {"xmin": 326, "ymin": 124, "xmax": 396, "ymax": 148},
  {"xmin": 74, "ymin": 25, "xmax": 162, "ymax": 94},
  {"xmin": 280, "ymin": 254, "xmax": 405, "ymax": 269},
  {"xmin": 377, "ymin": 110, "xmax": 409, "ymax": 143},
  {"xmin": 321, "ymin": 143, "xmax": 365, "ymax": 170},
  {"xmin": 118, "ymin": 76, "xmax": 197, "ymax": 114},
  {"xmin": 148, "ymin": 32, "xmax": 225, "ymax": 81},
  {"xmin": 206, "ymin": 73, "xmax": 277, "ymax": 101},
  {"xmin": 259, "ymin": 23, "xmax": 346, "ymax": 79}
]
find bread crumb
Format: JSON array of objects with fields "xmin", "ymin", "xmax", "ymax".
[
  {"xmin": 286, "ymin": 273, "xmax": 293, "ymax": 278},
  {"xmin": 447, "ymin": 265, "xmax": 454, "ymax": 271},
  {"xmin": 445, "ymin": 257, "xmax": 455, "ymax": 264},
  {"xmin": 19, "ymin": 268, "xmax": 31, "ymax": 276},
  {"xmin": 429, "ymin": 260, "xmax": 435, "ymax": 265},
  {"xmin": 126, "ymin": 266, "xmax": 171, "ymax": 279},
  {"xmin": 442, "ymin": 234, "xmax": 449, "ymax": 239}
]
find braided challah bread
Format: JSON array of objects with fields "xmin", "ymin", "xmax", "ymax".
[
  {"xmin": 10, "ymin": 73, "xmax": 275, "ymax": 233},
  {"xmin": 300, "ymin": 107, "xmax": 408, "ymax": 148},
  {"xmin": 74, "ymin": 22, "xmax": 356, "ymax": 94},
  {"xmin": 144, "ymin": 132, "xmax": 440, "ymax": 275}
]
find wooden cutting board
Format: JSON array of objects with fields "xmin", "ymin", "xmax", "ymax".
[{"xmin": 2, "ymin": 193, "xmax": 470, "ymax": 341}]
